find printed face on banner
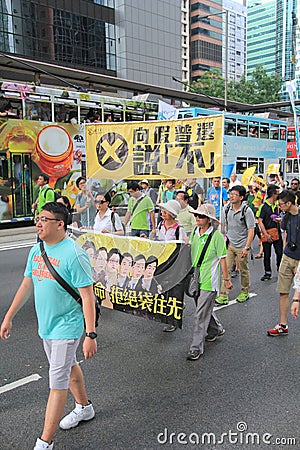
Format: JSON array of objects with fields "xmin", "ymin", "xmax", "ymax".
[{"xmin": 85, "ymin": 116, "xmax": 223, "ymax": 180}]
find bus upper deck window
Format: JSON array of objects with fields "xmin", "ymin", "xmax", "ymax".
[
  {"xmin": 260, "ymin": 124, "xmax": 269, "ymax": 138},
  {"xmin": 225, "ymin": 122, "xmax": 236, "ymax": 135},
  {"xmin": 249, "ymin": 126, "xmax": 258, "ymax": 137},
  {"xmin": 237, "ymin": 124, "xmax": 247, "ymax": 136}
]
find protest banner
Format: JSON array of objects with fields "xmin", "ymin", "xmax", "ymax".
[
  {"xmin": 85, "ymin": 116, "xmax": 223, "ymax": 180},
  {"xmin": 71, "ymin": 229, "xmax": 191, "ymax": 329}
]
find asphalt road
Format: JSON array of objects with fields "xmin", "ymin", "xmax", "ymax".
[{"xmin": 0, "ymin": 236, "xmax": 299, "ymax": 450}]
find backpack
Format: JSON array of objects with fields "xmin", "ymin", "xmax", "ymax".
[
  {"xmin": 158, "ymin": 221, "xmax": 182, "ymax": 240},
  {"xmin": 224, "ymin": 202, "xmax": 249, "ymax": 229},
  {"xmin": 111, "ymin": 211, "xmax": 126, "ymax": 234},
  {"xmin": 186, "ymin": 188, "xmax": 199, "ymax": 209},
  {"xmin": 162, "ymin": 189, "xmax": 177, "ymax": 203},
  {"xmin": 43, "ymin": 187, "xmax": 60, "ymax": 201}
]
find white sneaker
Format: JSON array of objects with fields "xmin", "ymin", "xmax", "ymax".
[
  {"xmin": 59, "ymin": 401, "xmax": 95, "ymax": 430},
  {"xmin": 34, "ymin": 438, "xmax": 54, "ymax": 449}
]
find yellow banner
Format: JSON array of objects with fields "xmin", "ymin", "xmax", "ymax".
[{"xmin": 85, "ymin": 116, "xmax": 223, "ymax": 180}]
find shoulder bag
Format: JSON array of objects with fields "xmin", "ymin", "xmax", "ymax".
[
  {"xmin": 185, "ymin": 229, "xmax": 214, "ymax": 299},
  {"xmin": 40, "ymin": 242, "xmax": 100, "ymax": 327}
]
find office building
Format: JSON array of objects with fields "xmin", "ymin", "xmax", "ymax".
[
  {"xmin": 223, "ymin": 0, "xmax": 247, "ymax": 82},
  {"xmin": 0, "ymin": 0, "xmax": 182, "ymax": 90},
  {"xmin": 247, "ymin": 0, "xmax": 277, "ymax": 77}
]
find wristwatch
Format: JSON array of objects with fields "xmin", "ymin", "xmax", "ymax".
[
  {"xmin": 85, "ymin": 332, "xmax": 97, "ymax": 339},
  {"xmin": 244, "ymin": 246, "xmax": 250, "ymax": 251}
]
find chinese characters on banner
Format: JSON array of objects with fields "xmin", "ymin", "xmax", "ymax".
[
  {"xmin": 71, "ymin": 229, "xmax": 192, "ymax": 329},
  {"xmin": 85, "ymin": 116, "xmax": 223, "ymax": 180}
]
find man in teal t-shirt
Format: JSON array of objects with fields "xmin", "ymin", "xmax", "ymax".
[
  {"xmin": 0, "ymin": 202, "xmax": 97, "ymax": 449},
  {"xmin": 186, "ymin": 204, "xmax": 232, "ymax": 361},
  {"xmin": 124, "ymin": 181, "xmax": 156, "ymax": 237}
]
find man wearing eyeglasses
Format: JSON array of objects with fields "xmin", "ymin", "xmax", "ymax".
[
  {"xmin": 267, "ymin": 190, "xmax": 300, "ymax": 336},
  {"xmin": 0, "ymin": 202, "xmax": 97, "ymax": 450},
  {"xmin": 288, "ymin": 178, "xmax": 300, "ymax": 205},
  {"xmin": 215, "ymin": 185, "xmax": 255, "ymax": 305}
]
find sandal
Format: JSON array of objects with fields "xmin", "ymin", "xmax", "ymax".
[{"xmin": 255, "ymin": 253, "xmax": 263, "ymax": 259}]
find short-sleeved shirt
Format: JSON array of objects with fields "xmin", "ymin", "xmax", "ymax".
[
  {"xmin": 190, "ymin": 226, "xmax": 227, "ymax": 292},
  {"xmin": 128, "ymin": 195, "xmax": 154, "ymax": 231},
  {"xmin": 281, "ymin": 212, "xmax": 300, "ymax": 260},
  {"xmin": 221, "ymin": 203, "xmax": 255, "ymax": 248},
  {"xmin": 177, "ymin": 205, "xmax": 196, "ymax": 233},
  {"xmin": 75, "ymin": 192, "xmax": 96, "ymax": 227},
  {"xmin": 256, "ymin": 199, "xmax": 280, "ymax": 230},
  {"xmin": 37, "ymin": 185, "xmax": 55, "ymax": 214},
  {"xmin": 206, "ymin": 186, "xmax": 228, "ymax": 218},
  {"xmin": 93, "ymin": 209, "xmax": 123, "ymax": 233},
  {"xmin": 24, "ymin": 237, "xmax": 93, "ymax": 340}
]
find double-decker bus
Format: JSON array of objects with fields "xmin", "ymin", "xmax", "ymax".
[
  {"xmin": 0, "ymin": 81, "xmax": 158, "ymax": 225},
  {"xmin": 286, "ymin": 126, "xmax": 300, "ymax": 184},
  {"xmin": 177, "ymin": 107, "xmax": 288, "ymax": 179}
]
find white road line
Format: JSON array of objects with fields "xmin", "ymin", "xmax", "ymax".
[
  {"xmin": 213, "ymin": 292, "xmax": 257, "ymax": 311},
  {"xmin": 0, "ymin": 242, "xmax": 35, "ymax": 251},
  {"xmin": 0, "ymin": 373, "xmax": 42, "ymax": 394}
]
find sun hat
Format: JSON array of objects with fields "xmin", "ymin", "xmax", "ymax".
[
  {"xmin": 189, "ymin": 203, "xmax": 220, "ymax": 223},
  {"xmin": 158, "ymin": 200, "xmax": 181, "ymax": 218}
]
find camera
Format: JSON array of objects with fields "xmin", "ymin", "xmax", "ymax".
[{"xmin": 287, "ymin": 241, "xmax": 297, "ymax": 251}]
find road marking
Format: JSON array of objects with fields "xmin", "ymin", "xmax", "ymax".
[
  {"xmin": 0, "ymin": 241, "xmax": 35, "ymax": 251},
  {"xmin": 213, "ymin": 292, "xmax": 257, "ymax": 311},
  {"xmin": 0, "ymin": 373, "xmax": 42, "ymax": 394}
]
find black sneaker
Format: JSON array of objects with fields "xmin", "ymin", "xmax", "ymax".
[
  {"xmin": 261, "ymin": 273, "xmax": 271, "ymax": 281},
  {"xmin": 186, "ymin": 350, "xmax": 202, "ymax": 360},
  {"xmin": 163, "ymin": 324, "xmax": 177, "ymax": 332},
  {"xmin": 206, "ymin": 328, "xmax": 225, "ymax": 342}
]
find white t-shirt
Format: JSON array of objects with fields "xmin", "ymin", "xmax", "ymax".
[{"xmin": 93, "ymin": 209, "xmax": 123, "ymax": 233}]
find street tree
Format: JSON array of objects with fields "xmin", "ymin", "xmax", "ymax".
[{"xmin": 189, "ymin": 65, "xmax": 283, "ymax": 104}]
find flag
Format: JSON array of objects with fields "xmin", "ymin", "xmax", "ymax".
[
  {"xmin": 158, "ymin": 100, "xmax": 178, "ymax": 120},
  {"xmin": 286, "ymin": 81, "xmax": 300, "ymax": 156},
  {"xmin": 241, "ymin": 166, "xmax": 256, "ymax": 186}
]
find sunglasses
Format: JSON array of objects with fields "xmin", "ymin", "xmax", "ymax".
[
  {"xmin": 95, "ymin": 199, "xmax": 107, "ymax": 204},
  {"xmin": 194, "ymin": 213, "xmax": 209, "ymax": 219}
]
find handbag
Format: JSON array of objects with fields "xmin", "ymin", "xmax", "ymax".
[
  {"xmin": 40, "ymin": 242, "xmax": 100, "ymax": 327},
  {"xmin": 261, "ymin": 227, "xmax": 280, "ymax": 242},
  {"xmin": 185, "ymin": 230, "xmax": 214, "ymax": 298}
]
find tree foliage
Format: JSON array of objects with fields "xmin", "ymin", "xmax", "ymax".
[{"xmin": 189, "ymin": 65, "xmax": 283, "ymax": 104}]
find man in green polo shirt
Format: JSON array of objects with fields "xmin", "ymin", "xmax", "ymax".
[
  {"xmin": 32, "ymin": 173, "xmax": 55, "ymax": 215},
  {"xmin": 124, "ymin": 181, "xmax": 156, "ymax": 238}
]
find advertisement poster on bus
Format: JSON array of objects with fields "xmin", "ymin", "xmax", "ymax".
[
  {"xmin": 85, "ymin": 116, "xmax": 223, "ymax": 180},
  {"xmin": 0, "ymin": 119, "xmax": 85, "ymax": 221},
  {"xmin": 72, "ymin": 229, "xmax": 191, "ymax": 328}
]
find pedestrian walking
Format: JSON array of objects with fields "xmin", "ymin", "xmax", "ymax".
[
  {"xmin": 206, "ymin": 177, "xmax": 228, "ymax": 220},
  {"xmin": 75, "ymin": 177, "xmax": 96, "ymax": 228},
  {"xmin": 0, "ymin": 202, "xmax": 97, "ymax": 450},
  {"xmin": 256, "ymin": 184, "xmax": 283, "ymax": 281},
  {"xmin": 186, "ymin": 204, "xmax": 232, "ymax": 361},
  {"xmin": 157, "ymin": 199, "xmax": 188, "ymax": 332},
  {"xmin": 267, "ymin": 190, "xmax": 300, "ymax": 336},
  {"xmin": 32, "ymin": 173, "xmax": 55, "ymax": 215},
  {"xmin": 93, "ymin": 192, "xmax": 124, "ymax": 235},
  {"xmin": 123, "ymin": 181, "xmax": 156, "ymax": 238},
  {"xmin": 215, "ymin": 185, "xmax": 255, "ymax": 305}
]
